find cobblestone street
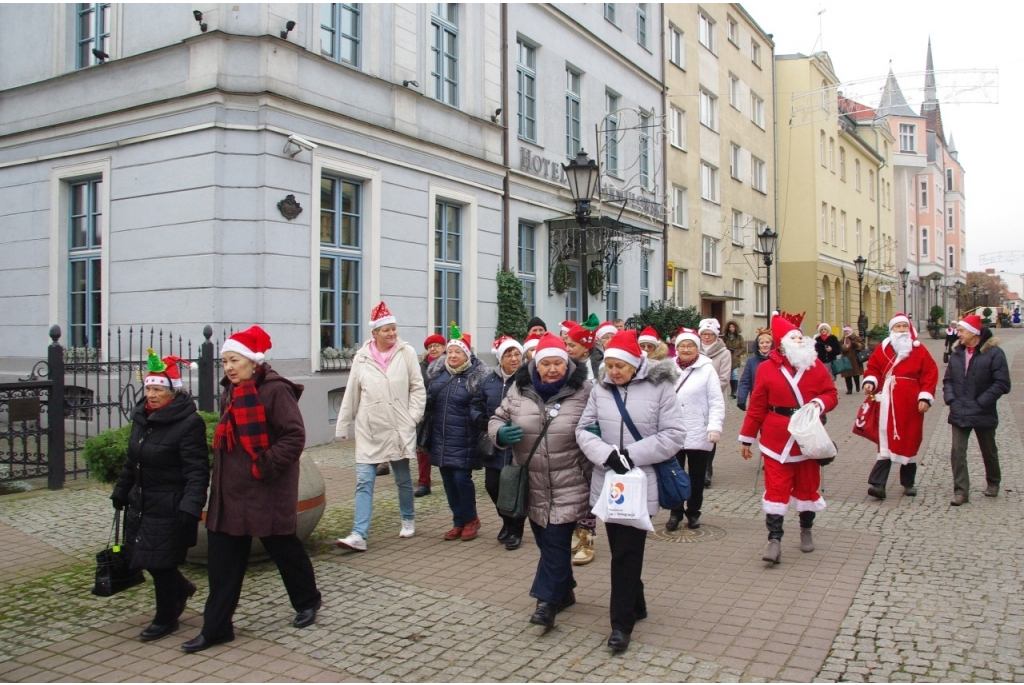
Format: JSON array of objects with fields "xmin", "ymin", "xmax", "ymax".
[{"xmin": 1, "ymin": 330, "xmax": 1021, "ymax": 682}]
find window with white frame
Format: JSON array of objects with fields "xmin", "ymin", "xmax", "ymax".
[
  {"xmin": 727, "ymin": 16, "xmax": 739, "ymax": 45},
  {"xmin": 319, "ymin": 175, "xmax": 363, "ymax": 353},
  {"xmin": 868, "ymin": 170, "xmax": 875, "ymax": 199},
  {"xmin": 919, "ymin": 178, "xmax": 928, "ymax": 209},
  {"xmin": 751, "ymin": 39, "xmax": 761, "ymax": 67},
  {"xmin": 77, "ymin": 3, "xmax": 111, "ymax": 68},
  {"xmin": 516, "ymin": 39, "xmax": 537, "ymax": 141},
  {"xmin": 565, "ymin": 67, "xmax": 581, "ymax": 157},
  {"xmin": 855, "ymin": 159, "xmax": 861, "ymax": 191},
  {"xmin": 946, "ymin": 168, "xmax": 954, "ymax": 191},
  {"xmin": 604, "ymin": 3, "xmax": 616, "ymax": 23},
  {"xmin": 731, "ymin": 210, "xmax": 743, "ymax": 245},
  {"xmin": 830, "ymin": 207, "xmax": 836, "ymax": 245},
  {"xmin": 829, "ymin": 137, "xmax": 835, "ymax": 171},
  {"xmin": 754, "ymin": 282, "xmax": 767, "ymax": 315},
  {"xmin": 935, "ymin": 229, "xmax": 942, "ymax": 263},
  {"xmin": 68, "ymin": 177, "xmax": 103, "ymax": 348},
  {"xmin": 899, "ymin": 123, "xmax": 916, "ymax": 152},
  {"xmin": 839, "ymin": 147, "xmax": 846, "ymax": 180},
  {"xmin": 518, "ymin": 221, "xmax": 536, "ymax": 318},
  {"xmin": 434, "ymin": 200, "xmax": 462, "ymax": 333},
  {"xmin": 640, "ymin": 251, "xmax": 650, "ymax": 308},
  {"xmin": 821, "ymin": 202, "xmax": 828, "ymax": 243},
  {"xmin": 699, "ymin": 89, "xmax": 717, "ymax": 130},
  {"xmin": 732, "ymin": 279, "xmax": 744, "ymax": 313},
  {"xmin": 908, "ymin": 224, "xmax": 915, "ymax": 255},
  {"xmin": 670, "ymin": 107, "xmax": 685, "ymax": 149},
  {"xmin": 820, "ymin": 131, "xmax": 826, "ymax": 166},
  {"xmin": 605, "ymin": 91, "xmax": 619, "ymax": 176},
  {"xmin": 948, "ymin": 245, "xmax": 955, "ymax": 268},
  {"xmin": 636, "ymin": 3, "xmax": 647, "ymax": 48},
  {"xmin": 702, "ymin": 236, "xmax": 720, "ymax": 275},
  {"xmin": 856, "ymin": 218, "xmax": 862, "ymax": 255},
  {"xmin": 674, "ymin": 268, "xmax": 689, "ymax": 307},
  {"xmin": 639, "ymin": 111, "xmax": 651, "ymax": 188},
  {"xmin": 840, "ymin": 211, "xmax": 847, "ymax": 250},
  {"xmin": 947, "ymin": 206, "xmax": 954, "ymax": 230},
  {"xmin": 698, "ymin": 12, "xmax": 715, "ymax": 52},
  {"xmin": 920, "ymin": 226, "xmax": 928, "ymax": 257},
  {"xmin": 729, "ymin": 143, "xmax": 741, "ymax": 180},
  {"xmin": 672, "ymin": 186, "xmax": 688, "ymax": 227},
  {"xmin": 750, "ymin": 92, "xmax": 765, "ymax": 128},
  {"xmin": 821, "ymin": 79, "xmax": 829, "ymax": 109},
  {"xmin": 669, "ymin": 26, "xmax": 684, "ymax": 69},
  {"xmin": 431, "ymin": 4, "xmax": 459, "ymax": 106},
  {"xmin": 700, "ymin": 162, "xmax": 719, "ymax": 203},
  {"xmin": 751, "ymin": 156, "xmax": 766, "ymax": 192},
  {"xmin": 729, "ymin": 74, "xmax": 740, "ymax": 109},
  {"xmin": 606, "ymin": 259, "xmax": 619, "ymax": 320},
  {"xmin": 320, "ymin": 3, "xmax": 361, "ymax": 67}
]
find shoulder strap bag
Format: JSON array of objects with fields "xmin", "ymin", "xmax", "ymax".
[
  {"xmin": 611, "ymin": 386, "xmax": 690, "ymax": 510},
  {"xmin": 496, "ymin": 405, "xmax": 559, "ymax": 519}
]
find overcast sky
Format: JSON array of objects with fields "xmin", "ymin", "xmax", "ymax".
[{"xmin": 740, "ymin": 0, "xmax": 1020, "ymax": 275}]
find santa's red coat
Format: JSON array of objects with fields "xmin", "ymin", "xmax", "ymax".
[
  {"xmin": 862, "ymin": 339, "xmax": 939, "ymax": 464},
  {"xmin": 739, "ymin": 350, "xmax": 839, "ymax": 463}
]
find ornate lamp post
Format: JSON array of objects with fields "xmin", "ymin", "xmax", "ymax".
[
  {"xmin": 757, "ymin": 226, "xmax": 778, "ymax": 317},
  {"xmin": 855, "ymin": 255, "xmax": 868, "ymax": 332},
  {"xmin": 562, "ymin": 150, "xmax": 600, "ymax": 320},
  {"xmin": 899, "ymin": 268, "xmax": 910, "ymax": 314}
]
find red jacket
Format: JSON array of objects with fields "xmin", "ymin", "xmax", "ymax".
[
  {"xmin": 739, "ymin": 350, "xmax": 839, "ymax": 463},
  {"xmin": 863, "ymin": 340, "xmax": 938, "ymax": 463}
]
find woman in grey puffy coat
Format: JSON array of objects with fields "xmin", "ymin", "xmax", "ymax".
[
  {"xmin": 575, "ymin": 330, "xmax": 686, "ymax": 653},
  {"xmin": 489, "ymin": 334, "xmax": 592, "ymax": 629}
]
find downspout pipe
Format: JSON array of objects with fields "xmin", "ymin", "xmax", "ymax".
[{"xmin": 500, "ymin": 3, "xmax": 510, "ymax": 271}]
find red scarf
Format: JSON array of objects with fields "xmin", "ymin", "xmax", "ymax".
[
  {"xmin": 676, "ymin": 356, "xmax": 698, "ymax": 371},
  {"xmin": 213, "ymin": 380, "xmax": 269, "ymax": 479}
]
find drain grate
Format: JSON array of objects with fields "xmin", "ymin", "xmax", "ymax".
[{"xmin": 649, "ymin": 524, "xmax": 727, "ymax": 543}]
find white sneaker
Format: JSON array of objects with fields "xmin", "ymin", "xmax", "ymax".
[
  {"xmin": 399, "ymin": 520, "xmax": 416, "ymax": 538},
  {"xmin": 336, "ymin": 532, "xmax": 367, "ymax": 551}
]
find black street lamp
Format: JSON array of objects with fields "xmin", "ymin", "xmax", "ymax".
[
  {"xmin": 757, "ymin": 226, "xmax": 777, "ymax": 317},
  {"xmin": 899, "ymin": 268, "xmax": 910, "ymax": 314},
  {"xmin": 562, "ymin": 150, "xmax": 600, "ymax": 320},
  {"xmin": 855, "ymin": 255, "xmax": 868, "ymax": 333}
]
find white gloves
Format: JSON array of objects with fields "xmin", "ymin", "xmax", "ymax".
[{"xmin": 707, "ymin": 431, "xmax": 721, "ymax": 444}]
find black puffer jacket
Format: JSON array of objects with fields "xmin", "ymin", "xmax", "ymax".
[
  {"xmin": 943, "ymin": 329, "xmax": 1011, "ymax": 429},
  {"xmin": 112, "ymin": 393, "xmax": 209, "ymax": 570},
  {"xmin": 425, "ymin": 355, "xmax": 489, "ymax": 469},
  {"xmin": 480, "ymin": 368, "xmax": 515, "ymax": 470}
]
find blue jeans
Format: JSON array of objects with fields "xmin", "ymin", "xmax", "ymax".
[
  {"xmin": 439, "ymin": 466, "xmax": 477, "ymax": 527},
  {"xmin": 529, "ymin": 519, "xmax": 576, "ymax": 605},
  {"xmin": 352, "ymin": 459, "xmax": 415, "ymax": 539}
]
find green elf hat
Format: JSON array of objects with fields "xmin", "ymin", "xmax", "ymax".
[
  {"xmin": 144, "ymin": 347, "xmax": 196, "ymax": 389},
  {"xmin": 581, "ymin": 313, "xmax": 601, "ymax": 331},
  {"xmin": 447, "ymin": 322, "xmax": 472, "ymax": 356}
]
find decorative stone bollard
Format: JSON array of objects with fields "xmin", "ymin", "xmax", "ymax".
[{"xmin": 187, "ymin": 451, "xmax": 326, "ymax": 564}]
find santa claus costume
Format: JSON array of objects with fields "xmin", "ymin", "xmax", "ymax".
[
  {"xmin": 739, "ymin": 312, "xmax": 838, "ymax": 564},
  {"xmin": 862, "ymin": 313, "xmax": 938, "ymax": 499}
]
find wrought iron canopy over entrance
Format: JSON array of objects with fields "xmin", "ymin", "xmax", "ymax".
[
  {"xmin": 546, "ymin": 214, "xmax": 658, "ymax": 296},
  {"xmin": 699, "ymin": 291, "xmax": 744, "ymax": 302}
]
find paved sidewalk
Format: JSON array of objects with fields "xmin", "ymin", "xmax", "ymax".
[{"xmin": 1, "ymin": 330, "xmax": 1021, "ymax": 682}]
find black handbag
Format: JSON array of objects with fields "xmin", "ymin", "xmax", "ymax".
[
  {"xmin": 610, "ymin": 386, "xmax": 690, "ymax": 509},
  {"xmin": 942, "ymin": 351, "xmax": 950, "ymax": 364},
  {"xmin": 92, "ymin": 510, "xmax": 145, "ymax": 597},
  {"xmin": 856, "ymin": 348, "xmax": 870, "ymax": 364},
  {"xmin": 496, "ymin": 409, "xmax": 558, "ymax": 519}
]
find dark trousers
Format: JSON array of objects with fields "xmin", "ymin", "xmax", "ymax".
[
  {"xmin": 671, "ymin": 449, "xmax": 712, "ymax": 519},
  {"xmin": 149, "ymin": 566, "xmax": 191, "ymax": 624},
  {"xmin": 439, "ymin": 466, "xmax": 478, "ymax": 526},
  {"xmin": 951, "ymin": 425, "xmax": 1000, "ymax": 496},
  {"xmin": 705, "ymin": 443, "xmax": 717, "ymax": 478},
  {"xmin": 604, "ymin": 522, "xmax": 648, "ymax": 634},
  {"xmin": 484, "ymin": 467, "xmax": 525, "ymax": 536},
  {"xmin": 845, "ymin": 375, "xmax": 862, "ymax": 392},
  {"xmin": 416, "ymin": 448, "xmax": 432, "ymax": 487},
  {"xmin": 868, "ymin": 459, "xmax": 917, "ymax": 488},
  {"xmin": 528, "ymin": 519, "xmax": 576, "ymax": 605},
  {"xmin": 202, "ymin": 530, "xmax": 320, "ymax": 640}
]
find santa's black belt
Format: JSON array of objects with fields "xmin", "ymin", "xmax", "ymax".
[{"xmin": 767, "ymin": 405, "xmax": 798, "ymax": 417}]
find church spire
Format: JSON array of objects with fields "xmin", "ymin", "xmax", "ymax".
[{"xmin": 920, "ymin": 37, "xmax": 944, "ymax": 139}]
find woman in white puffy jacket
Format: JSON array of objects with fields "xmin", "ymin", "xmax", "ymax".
[{"xmin": 666, "ymin": 329, "xmax": 725, "ymax": 531}]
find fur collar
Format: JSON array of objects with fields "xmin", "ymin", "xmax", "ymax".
[
  {"xmin": 599, "ymin": 357, "xmax": 677, "ymax": 388},
  {"xmin": 426, "ymin": 354, "xmax": 489, "ymax": 393},
  {"xmin": 513, "ymin": 358, "xmax": 589, "ymax": 392}
]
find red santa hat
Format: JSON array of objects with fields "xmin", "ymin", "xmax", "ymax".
[
  {"xmin": 698, "ymin": 318, "xmax": 721, "ymax": 337},
  {"xmin": 770, "ymin": 312, "xmax": 800, "ymax": 349},
  {"xmin": 888, "ymin": 312, "xmax": 921, "ymax": 347},
  {"xmin": 595, "ymin": 321, "xmax": 618, "ymax": 341},
  {"xmin": 522, "ymin": 333, "xmax": 541, "ymax": 354},
  {"xmin": 447, "ymin": 323, "xmax": 472, "ymax": 357},
  {"xmin": 638, "ymin": 326, "xmax": 660, "ymax": 346},
  {"xmin": 674, "ymin": 327, "xmax": 700, "ymax": 347},
  {"xmin": 492, "ymin": 335, "xmax": 523, "ymax": 360},
  {"xmin": 957, "ymin": 314, "xmax": 983, "ymax": 336},
  {"xmin": 369, "ymin": 301, "xmax": 397, "ymax": 330},
  {"xmin": 423, "ymin": 334, "xmax": 446, "ymax": 349},
  {"xmin": 534, "ymin": 333, "xmax": 568, "ymax": 363},
  {"xmin": 144, "ymin": 348, "xmax": 197, "ymax": 388},
  {"xmin": 559, "ymin": 319, "xmax": 576, "ymax": 334},
  {"xmin": 567, "ymin": 324, "xmax": 596, "ymax": 350},
  {"xmin": 221, "ymin": 325, "xmax": 272, "ymax": 364},
  {"xmin": 604, "ymin": 329, "xmax": 643, "ymax": 368}
]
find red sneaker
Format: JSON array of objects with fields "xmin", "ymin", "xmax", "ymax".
[
  {"xmin": 443, "ymin": 526, "xmax": 464, "ymax": 541},
  {"xmin": 461, "ymin": 518, "xmax": 480, "ymax": 541}
]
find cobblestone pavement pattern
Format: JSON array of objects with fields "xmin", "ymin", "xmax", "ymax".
[{"xmin": 0, "ymin": 331, "xmax": 1021, "ymax": 682}]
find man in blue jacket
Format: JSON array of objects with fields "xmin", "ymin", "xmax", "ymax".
[{"xmin": 944, "ymin": 314, "xmax": 1011, "ymax": 506}]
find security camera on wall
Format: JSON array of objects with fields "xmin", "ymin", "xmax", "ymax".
[{"xmin": 284, "ymin": 133, "xmax": 317, "ymax": 157}]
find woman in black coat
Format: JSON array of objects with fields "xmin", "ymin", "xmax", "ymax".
[
  {"xmin": 814, "ymin": 323, "xmax": 842, "ymax": 377},
  {"xmin": 111, "ymin": 353, "xmax": 209, "ymax": 643}
]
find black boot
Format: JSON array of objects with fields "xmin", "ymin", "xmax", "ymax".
[
  {"xmin": 799, "ymin": 511, "xmax": 815, "ymax": 552},
  {"xmin": 730, "ymin": 380, "xmax": 738, "ymax": 398},
  {"xmin": 763, "ymin": 514, "xmax": 784, "ymax": 563}
]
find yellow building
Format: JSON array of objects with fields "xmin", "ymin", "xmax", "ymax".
[
  {"xmin": 663, "ymin": 4, "xmax": 775, "ymax": 336},
  {"xmin": 775, "ymin": 52, "xmax": 896, "ymax": 332}
]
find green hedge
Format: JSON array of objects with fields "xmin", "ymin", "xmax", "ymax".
[{"xmin": 83, "ymin": 410, "xmax": 221, "ymax": 484}]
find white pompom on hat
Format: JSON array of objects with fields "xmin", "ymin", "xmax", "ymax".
[{"xmin": 221, "ymin": 326, "xmax": 273, "ymax": 364}]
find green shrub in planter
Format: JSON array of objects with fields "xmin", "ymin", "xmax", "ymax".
[{"xmin": 84, "ymin": 409, "xmax": 221, "ymax": 483}]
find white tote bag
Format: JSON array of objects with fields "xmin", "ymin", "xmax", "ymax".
[
  {"xmin": 788, "ymin": 403, "xmax": 837, "ymax": 460},
  {"xmin": 592, "ymin": 467, "xmax": 654, "ymax": 531}
]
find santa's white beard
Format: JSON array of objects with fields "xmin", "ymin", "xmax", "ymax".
[
  {"xmin": 890, "ymin": 331, "xmax": 912, "ymax": 358},
  {"xmin": 782, "ymin": 338, "xmax": 818, "ymax": 372}
]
